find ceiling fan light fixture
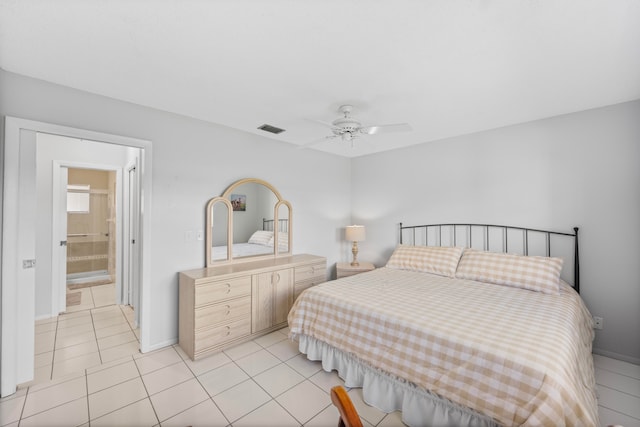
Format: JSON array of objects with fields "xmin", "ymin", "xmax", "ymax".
[{"xmin": 304, "ymin": 104, "xmax": 410, "ymax": 149}]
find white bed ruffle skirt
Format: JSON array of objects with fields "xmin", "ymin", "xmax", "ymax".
[{"xmin": 295, "ymin": 334, "xmax": 500, "ymax": 427}]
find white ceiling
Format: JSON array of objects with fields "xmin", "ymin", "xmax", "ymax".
[{"xmin": 1, "ymin": 1, "xmax": 639, "ymax": 158}]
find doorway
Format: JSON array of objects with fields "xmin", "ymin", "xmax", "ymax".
[
  {"xmin": 64, "ymin": 168, "xmax": 118, "ymax": 312},
  {"xmin": 1, "ymin": 117, "xmax": 153, "ymax": 397}
]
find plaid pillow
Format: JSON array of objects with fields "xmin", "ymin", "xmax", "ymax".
[
  {"xmin": 455, "ymin": 249, "xmax": 563, "ymax": 294},
  {"xmin": 386, "ymin": 245, "xmax": 464, "ymax": 278},
  {"xmin": 248, "ymin": 230, "xmax": 273, "ymax": 246}
]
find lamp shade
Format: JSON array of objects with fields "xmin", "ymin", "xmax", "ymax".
[{"xmin": 345, "ymin": 225, "xmax": 366, "ymax": 242}]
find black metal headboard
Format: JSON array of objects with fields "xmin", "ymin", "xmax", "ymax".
[
  {"xmin": 399, "ymin": 223, "xmax": 580, "ymax": 293},
  {"xmin": 263, "ymin": 218, "xmax": 289, "ymax": 233}
]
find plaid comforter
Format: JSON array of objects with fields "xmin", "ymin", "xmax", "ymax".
[{"xmin": 288, "ymin": 267, "xmax": 598, "ymax": 426}]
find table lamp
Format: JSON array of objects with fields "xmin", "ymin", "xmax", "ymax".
[{"xmin": 345, "ymin": 225, "xmax": 366, "ymax": 266}]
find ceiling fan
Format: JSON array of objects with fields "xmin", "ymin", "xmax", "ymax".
[{"xmin": 305, "ymin": 105, "xmax": 412, "ymax": 147}]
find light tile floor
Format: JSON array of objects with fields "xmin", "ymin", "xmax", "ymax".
[
  {"xmin": 30, "ymin": 300, "xmax": 140, "ymax": 384},
  {"xmin": 3, "ymin": 324, "xmax": 402, "ymax": 427},
  {"xmin": 2, "ymin": 305, "xmax": 638, "ymax": 426},
  {"xmin": 65, "ymin": 282, "xmax": 119, "ymax": 313},
  {"xmin": 594, "ymin": 354, "xmax": 640, "ymax": 427}
]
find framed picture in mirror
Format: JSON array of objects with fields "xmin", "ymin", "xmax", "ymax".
[{"xmin": 230, "ymin": 194, "xmax": 246, "ymax": 211}]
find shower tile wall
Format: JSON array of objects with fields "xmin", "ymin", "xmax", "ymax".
[{"xmin": 67, "ymin": 169, "xmax": 116, "ymax": 280}]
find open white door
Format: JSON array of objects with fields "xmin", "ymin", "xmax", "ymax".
[
  {"xmin": 52, "ymin": 165, "xmax": 69, "ymax": 314},
  {"xmin": 128, "ymin": 163, "xmax": 141, "ymax": 327}
]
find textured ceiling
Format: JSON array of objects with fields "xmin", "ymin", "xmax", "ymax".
[{"xmin": 1, "ymin": 0, "xmax": 639, "ymax": 157}]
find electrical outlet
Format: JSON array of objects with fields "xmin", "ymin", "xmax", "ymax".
[{"xmin": 593, "ymin": 316, "xmax": 603, "ymax": 330}]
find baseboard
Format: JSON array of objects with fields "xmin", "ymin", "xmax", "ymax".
[
  {"xmin": 593, "ymin": 347, "xmax": 640, "ymax": 365},
  {"xmin": 66, "ymin": 272, "xmax": 111, "ymax": 285},
  {"xmin": 140, "ymin": 337, "xmax": 178, "ymax": 354}
]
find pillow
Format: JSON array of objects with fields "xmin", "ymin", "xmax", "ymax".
[
  {"xmin": 386, "ymin": 245, "xmax": 464, "ymax": 278},
  {"xmin": 248, "ymin": 230, "xmax": 273, "ymax": 246},
  {"xmin": 270, "ymin": 233, "xmax": 289, "ymax": 251},
  {"xmin": 455, "ymin": 249, "xmax": 564, "ymax": 294}
]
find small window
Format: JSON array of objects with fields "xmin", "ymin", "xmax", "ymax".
[{"xmin": 67, "ymin": 184, "xmax": 90, "ymax": 213}]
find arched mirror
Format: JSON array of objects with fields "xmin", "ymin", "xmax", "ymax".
[{"xmin": 205, "ymin": 178, "xmax": 292, "ymax": 267}]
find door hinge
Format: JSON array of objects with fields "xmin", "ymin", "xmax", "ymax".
[{"xmin": 60, "ymin": 240, "xmax": 67, "ymax": 246}]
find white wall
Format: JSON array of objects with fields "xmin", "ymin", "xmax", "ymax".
[
  {"xmin": 0, "ymin": 69, "xmax": 351, "ymax": 350},
  {"xmin": 351, "ymin": 100, "xmax": 640, "ymax": 363}
]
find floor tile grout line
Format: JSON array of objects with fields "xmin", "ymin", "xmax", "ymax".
[
  {"xmin": 597, "ymin": 382, "xmax": 640, "ymax": 400},
  {"xmin": 16, "ymin": 382, "xmax": 30, "ymax": 425},
  {"xmin": 190, "ymin": 367, "xmax": 232, "ymax": 426},
  {"xmin": 50, "ymin": 311, "xmax": 62, "ymax": 382},
  {"xmin": 220, "ymin": 356, "xmax": 331, "ymax": 426},
  {"xmin": 84, "ymin": 368, "xmax": 90, "ymax": 425},
  {"xmin": 129, "ymin": 355, "xmax": 162, "ymax": 427},
  {"xmin": 89, "ymin": 285, "xmax": 97, "ymax": 308},
  {"xmin": 597, "ymin": 404, "xmax": 640, "ymax": 422},
  {"xmin": 596, "ymin": 364, "xmax": 640, "ymax": 382},
  {"xmin": 263, "ymin": 342, "xmax": 301, "ymax": 364},
  {"xmin": 19, "ymin": 377, "xmax": 88, "ymax": 421},
  {"xmin": 242, "ymin": 369, "xmax": 318, "ymax": 426},
  {"xmin": 89, "ymin": 396, "xmax": 152, "ymax": 425},
  {"xmin": 89, "ymin": 306, "xmax": 104, "ymax": 367},
  {"xmin": 19, "ymin": 395, "xmax": 89, "ymax": 425}
]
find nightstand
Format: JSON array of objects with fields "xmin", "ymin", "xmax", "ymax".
[{"xmin": 336, "ymin": 262, "xmax": 375, "ymax": 279}]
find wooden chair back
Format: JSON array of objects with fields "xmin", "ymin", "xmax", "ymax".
[{"xmin": 330, "ymin": 386, "xmax": 364, "ymax": 427}]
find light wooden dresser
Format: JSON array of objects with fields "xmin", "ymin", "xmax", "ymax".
[{"xmin": 179, "ymin": 254, "xmax": 326, "ymax": 360}]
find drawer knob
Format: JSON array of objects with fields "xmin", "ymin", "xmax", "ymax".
[
  {"xmin": 225, "ymin": 283, "xmax": 231, "ymax": 293},
  {"xmin": 225, "ymin": 305, "xmax": 231, "ymax": 315},
  {"xmin": 225, "ymin": 326, "xmax": 231, "ymax": 336}
]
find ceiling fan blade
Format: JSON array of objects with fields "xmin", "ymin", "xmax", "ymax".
[
  {"xmin": 360, "ymin": 123, "xmax": 412, "ymax": 135},
  {"xmin": 305, "ymin": 118, "xmax": 339, "ymax": 130},
  {"xmin": 298, "ymin": 135, "xmax": 338, "ymax": 149}
]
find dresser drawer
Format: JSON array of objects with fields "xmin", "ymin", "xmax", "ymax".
[
  {"xmin": 194, "ymin": 317, "xmax": 251, "ymax": 354},
  {"xmin": 294, "ymin": 279, "xmax": 317, "ymax": 300},
  {"xmin": 195, "ymin": 276, "xmax": 251, "ymax": 306},
  {"xmin": 194, "ymin": 297, "xmax": 251, "ymax": 329},
  {"xmin": 295, "ymin": 262, "xmax": 326, "ymax": 283}
]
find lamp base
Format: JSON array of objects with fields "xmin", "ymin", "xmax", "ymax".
[{"xmin": 351, "ymin": 241, "xmax": 360, "ymax": 267}]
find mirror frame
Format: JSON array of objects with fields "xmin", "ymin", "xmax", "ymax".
[{"xmin": 205, "ymin": 178, "xmax": 292, "ymax": 267}]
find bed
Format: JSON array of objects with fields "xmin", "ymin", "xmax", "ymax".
[{"xmin": 288, "ymin": 223, "xmax": 598, "ymax": 426}]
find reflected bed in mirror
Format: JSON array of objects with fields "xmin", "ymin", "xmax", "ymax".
[
  {"xmin": 206, "ymin": 178, "xmax": 292, "ymax": 267},
  {"xmin": 211, "ymin": 218, "xmax": 289, "ymax": 260}
]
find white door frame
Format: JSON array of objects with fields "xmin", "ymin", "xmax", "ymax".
[
  {"xmin": 1, "ymin": 117, "xmax": 153, "ymax": 397},
  {"xmin": 52, "ymin": 162, "xmax": 125, "ymax": 315}
]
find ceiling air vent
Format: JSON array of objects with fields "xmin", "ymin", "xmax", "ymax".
[{"xmin": 258, "ymin": 124, "xmax": 285, "ymax": 134}]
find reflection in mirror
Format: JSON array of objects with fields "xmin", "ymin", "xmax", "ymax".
[
  {"xmin": 228, "ymin": 182, "xmax": 277, "ymax": 258},
  {"xmin": 276, "ymin": 203, "xmax": 290, "ymax": 254},
  {"xmin": 211, "ymin": 201, "xmax": 230, "ymax": 261},
  {"xmin": 206, "ymin": 178, "xmax": 293, "ymax": 267}
]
